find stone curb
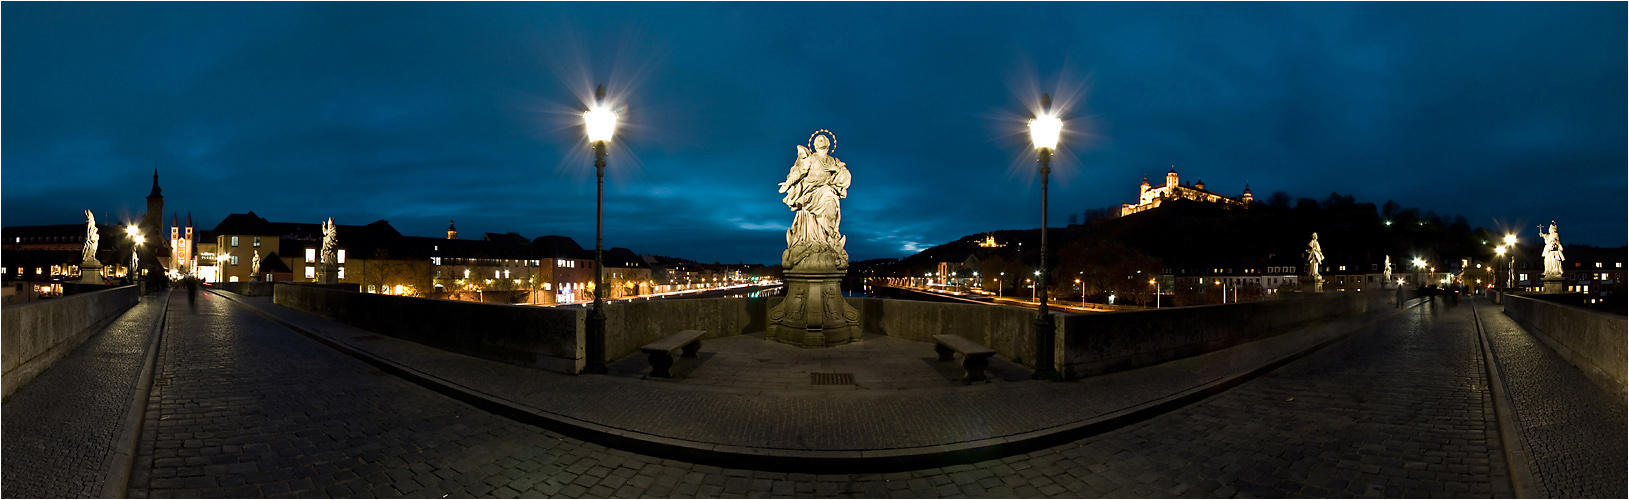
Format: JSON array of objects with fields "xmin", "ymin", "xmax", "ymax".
[
  {"xmin": 215, "ymin": 289, "xmax": 1426, "ymax": 473},
  {"xmin": 100, "ymin": 290, "xmax": 171, "ymax": 499},
  {"xmin": 1469, "ymin": 298, "xmax": 1541, "ymax": 498}
]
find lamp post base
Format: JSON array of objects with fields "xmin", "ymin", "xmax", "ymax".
[
  {"xmin": 767, "ymin": 270, "xmax": 860, "ymax": 348},
  {"xmin": 1302, "ymin": 278, "xmax": 1325, "ymax": 293}
]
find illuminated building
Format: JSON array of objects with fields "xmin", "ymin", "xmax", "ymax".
[{"xmin": 1120, "ymin": 166, "xmax": 1252, "ymax": 217}]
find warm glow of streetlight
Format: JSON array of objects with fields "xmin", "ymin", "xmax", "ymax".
[
  {"xmin": 1504, "ymin": 234, "xmax": 1517, "ymax": 246},
  {"xmin": 126, "ymin": 225, "xmax": 139, "ymax": 236},
  {"xmin": 1413, "ymin": 258, "xmax": 1426, "ymax": 268},
  {"xmin": 1029, "ymin": 113, "xmax": 1062, "ymax": 150},
  {"xmin": 132, "ymin": 235, "xmax": 145, "ymax": 245},
  {"xmin": 1496, "ymin": 246, "xmax": 1507, "ymax": 256},
  {"xmin": 584, "ymin": 106, "xmax": 617, "ymax": 143}
]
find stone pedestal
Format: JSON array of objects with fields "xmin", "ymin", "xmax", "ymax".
[
  {"xmin": 79, "ymin": 261, "xmax": 102, "ymax": 284},
  {"xmin": 1542, "ymin": 275, "xmax": 1565, "ymax": 294},
  {"xmin": 1302, "ymin": 277, "xmax": 1325, "ymax": 293},
  {"xmin": 317, "ymin": 263, "xmax": 338, "ymax": 284},
  {"xmin": 767, "ymin": 270, "xmax": 860, "ymax": 348}
]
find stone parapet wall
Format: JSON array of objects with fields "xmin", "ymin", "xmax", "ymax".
[
  {"xmin": 604, "ymin": 298, "xmax": 770, "ymax": 362},
  {"xmin": 268, "ymin": 288, "xmax": 1401, "ymax": 381},
  {"xmin": 1503, "ymin": 293, "xmax": 1627, "ymax": 396},
  {"xmin": 216, "ymin": 282, "xmax": 276, "ymax": 297},
  {"xmin": 843, "ymin": 297, "xmax": 1044, "ymax": 367},
  {"xmin": 274, "ymin": 284, "xmax": 584, "ymax": 374},
  {"xmin": 1058, "ymin": 291, "xmax": 1388, "ymax": 379},
  {"xmin": 2, "ymin": 285, "xmax": 139, "ymax": 398}
]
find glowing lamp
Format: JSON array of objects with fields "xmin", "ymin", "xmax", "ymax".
[
  {"xmin": 1028, "ymin": 113, "xmax": 1062, "ymax": 150},
  {"xmin": 584, "ymin": 107, "xmax": 617, "ymax": 143},
  {"xmin": 126, "ymin": 225, "xmax": 139, "ymax": 236},
  {"xmin": 132, "ymin": 235, "xmax": 145, "ymax": 245},
  {"xmin": 583, "ymin": 85, "xmax": 617, "ymax": 144},
  {"xmin": 1496, "ymin": 246, "xmax": 1507, "ymax": 256},
  {"xmin": 1504, "ymin": 234, "xmax": 1517, "ymax": 246}
]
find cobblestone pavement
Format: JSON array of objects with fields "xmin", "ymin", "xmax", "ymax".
[
  {"xmin": 129, "ymin": 292, "xmax": 1520, "ymax": 498},
  {"xmin": 1474, "ymin": 297, "xmax": 1627, "ymax": 498},
  {"xmin": 2, "ymin": 292, "xmax": 168, "ymax": 498}
]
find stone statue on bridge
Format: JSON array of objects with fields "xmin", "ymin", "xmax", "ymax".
[
  {"xmin": 81, "ymin": 210, "xmax": 100, "ymax": 267},
  {"xmin": 768, "ymin": 129, "xmax": 860, "ymax": 347},
  {"xmin": 1540, "ymin": 221, "xmax": 1564, "ymax": 278},
  {"xmin": 80, "ymin": 210, "xmax": 103, "ymax": 284},
  {"xmin": 777, "ymin": 131, "xmax": 852, "ymax": 271},
  {"xmin": 1305, "ymin": 233, "xmax": 1324, "ymax": 279},
  {"xmin": 318, "ymin": 218, "xmax": 338, "ymax": 284},
  {"xmin": 1383, "ymin": 255, "xmax": 1393, "ymax": 286},
  {"xmin": 250, "ymin": 250, "xmax": 262, "ymax": 281}
]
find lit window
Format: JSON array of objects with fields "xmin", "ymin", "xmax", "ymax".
[
  {"xmin": 496, "ymin": 270, "xmax": 501, "ymax": 279},
  {"xmin": 306, "ymin": 248, "xmax": 316, "ymax": 263},
  {"xmin": 432, "ymin": 257, "xmax": 441, "ymax": 265},
  {"xmin": 253, "ymin": 237, "xmax": 261, "ymax": 247},
  {"xmin": 367, "ymin": 285, "xmax": 377, "ymax": 293},
  {"xmin": 337, "ymin": 250, "xmax": 345, "ymax": 264},
  {"xmin": 1596, "ymin": 262, "xmax": 1603, "ymax": 268},
  {"xmin": 229, "ymin": 276, "xmax": 239, "ymax": 282},
  {"xmin": 337, "ymin": 267, "xmax": 345, "ymax": 279},
  {"xmin": 305, "ymin": 266, "xmax": 315, "ymax": 279},
  {"xmin": 231, "ymin": 236, "xmax": 239, "ymax": 247},
  {"xmin": 464, "ymin": 269, "xmax": 470, "ymax": 279}
]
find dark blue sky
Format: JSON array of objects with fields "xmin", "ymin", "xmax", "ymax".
[{"xmin": 5, "ymin": 2, "xmax": 1624, "ymax": 263}]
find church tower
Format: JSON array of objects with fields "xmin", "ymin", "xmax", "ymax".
[
  {"xmin": 1165, "ymin": 166, "xmax": 1178, "ymax": 189},
  {"xmin": 1242, "ymin": 184, "xmax": 1253, "ymax": 204},
  {"xmin": 140, "ymin": 169, "xmax": 167, "ymax": 276},
  {"xmin": 1139, "ymin": 176, "xmax": 1150, "ymax": 198},
  {"xmin": 447, "ymin": 220, "xmax": 458, "ymax": 240}
]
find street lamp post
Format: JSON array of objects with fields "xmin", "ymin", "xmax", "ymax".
[
  {"xmin": 1495, "ymin": 246, "xmax": 1507, "ymax": 291},
  {"xmin": 1028, "ymin": 93, "xmax": 1062, "ymax": 378},
  {"xmin": 583, "ymin": 84, "xmax": 618, "ymax": 375},
  {"xmin": 1150, "ymin": 278, "xmax": 1160, "ymax": 308}
]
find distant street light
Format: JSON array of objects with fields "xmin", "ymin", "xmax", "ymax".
[
  {"xmin": 1027, "ymin": 93, "xmax": 1063, "ymax": 378},
  {"xmin": 583, "ymin": 84, "xmax": 618, "ymax": 375},
  {"xmin": 1150, "ymin": 278, "xmax": 1160, "ymax": 308}
]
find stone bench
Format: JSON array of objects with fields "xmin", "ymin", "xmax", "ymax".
[
  {"xmin": 640, "ymin": 330, "xmax": 705, "ymax": 378},
  {"xmin": 932, "ymin": 334, "xmax": 997, "ymax": 382}
]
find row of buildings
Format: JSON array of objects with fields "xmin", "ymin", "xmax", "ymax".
[
  {"xmin": 926, "ymin": 236, "xmax": 1622, "ymax": 303},
  {"xmin": 2, "ymin": 172, "xmax": 771, "ymax": 305}
]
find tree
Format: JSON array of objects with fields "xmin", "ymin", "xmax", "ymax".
[
  {"xmin": 1381, "ymin": 200, "xmax": 1402, "ymax": 221},
  {"xmin": 1067, "ymin": 214, "xmax": 1079, "ymax": 226},
  {"xmin": 1266, "ymin": 191, "xmax": 1292, "ymax": 210}
]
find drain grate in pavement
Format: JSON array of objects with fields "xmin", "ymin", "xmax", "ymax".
[
  {"xmin": 810, "ymin": 373, "xmax": 855, "ymax": 385},
  {"xmin": 352, "ymin": 335, "xmax": 383, "ymax": 341}
]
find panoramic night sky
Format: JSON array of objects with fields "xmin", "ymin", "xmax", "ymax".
[{"xmin": 4, "ymin": 3, "xmax": 1624, "ymax": 264}]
